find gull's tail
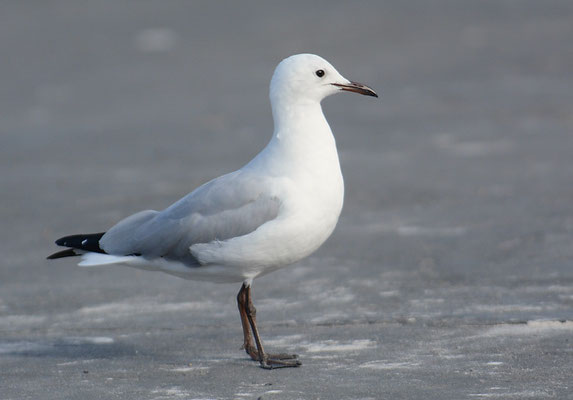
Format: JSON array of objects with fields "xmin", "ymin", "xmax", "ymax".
[{"xmin": 47, "ymin": 232, "xmax": 107, "ymax": 259}]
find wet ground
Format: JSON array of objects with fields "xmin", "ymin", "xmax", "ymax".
[{"xmin": 1, "ymin": 1, "xmax": 573, "ymax": 399}]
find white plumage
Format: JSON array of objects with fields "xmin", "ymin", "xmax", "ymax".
[
  {"xmin": 50, "ymin": 53, "xmax": 377, "ymax": 368},
  {"xmin": 83, "ymin": 54, "xmax": 351, "ymax": 284}
]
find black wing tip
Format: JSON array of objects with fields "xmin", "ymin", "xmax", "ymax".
[
  {"xmin": 55, "ymin": 232, "xmax": 105, "ymax": 247},
  {"xmin": 50, "ymin": 232, "xmax": 107, "ymax": 259}
]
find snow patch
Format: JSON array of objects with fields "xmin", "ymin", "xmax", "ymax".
[
  {"xmin": 150, "ymin": 387, "xmax": 211, "ymax": 399},
  {"xmin": 468, "ymin": 390, "xmax": 552, "ymax": 398},
  {"xmin": 310, "ymin": 312, "xmax": 349, "ymax": 324},
  {"xmin": 482, "ymin": 320, "xmax": 573, "ymax": 337},
  {"xmin": 469, "ymin": 304, "xmax": 546, "ymax": 313},
  {"xmin": 161, "ymin": 365, "xmax": 210, "ymax": 373},
  {"xmin": 359, "ymin": 360, "xmax": 421, "ymax": 370},
  {"xmin": 263, "ymin": 334, "xmax": 304, "ymax": 347},
  {"xmin": 0, "ymin": 341, "xmax": 52, "ymax": 355},
  {"xmin": 310, "ymin": 287, "xmax": 355, "ymax": 304},
  {"xmin": 61, "ymin": 336, "xmax": 114, "ymax": 345},
  {"xmin": 57, "ymin": 359, "xmax": 98, "ymax": 366},
  {"xmin": 258, "ymin": 297, "xmax": 301, "ymax": 310},
  {"xmin": 301, "ymin": 339, "xmax": 376, "ymax": 353},
  {"xmin": 379, "ymin": 290, "xmax": 400, "ymax": 297}
]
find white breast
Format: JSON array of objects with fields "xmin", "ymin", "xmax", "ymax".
[{"xmin": 190, "ymin": 106, "xmax": 345, "ymax": 280}]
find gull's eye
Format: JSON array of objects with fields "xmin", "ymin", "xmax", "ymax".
[{"xmin": 315, "ymin": 69, "xmax": 325, "ymax": 78}]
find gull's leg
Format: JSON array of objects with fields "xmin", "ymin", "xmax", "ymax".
[
  {"xmin": 237, "ymin": 283, "xmax": 259, "ymax": 360},
  {"xmin": 243, "ymin": 284, "xmax": 301, "ymax": 369}
]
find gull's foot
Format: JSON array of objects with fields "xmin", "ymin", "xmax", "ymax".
[
  {"xmin": 244, "ymin": 345, "xmax": 301, "ymax": 368},
  {"xmin": 259, "ymin": 355, "xmax": 302, "ymax": 369}
]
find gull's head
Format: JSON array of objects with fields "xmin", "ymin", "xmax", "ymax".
[{"xmin": 270, "ymin": 53, "xmax": 377, "ymax": 105}]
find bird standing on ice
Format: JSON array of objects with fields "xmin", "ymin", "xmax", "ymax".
[{"xmin": 48, "ymin": 53, "xmax": 378, "ymax": 369}]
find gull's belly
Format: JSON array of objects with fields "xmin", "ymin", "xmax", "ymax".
[{"xmin": 190, "ymin": 170, "xmax": 344, "ymax": 280}]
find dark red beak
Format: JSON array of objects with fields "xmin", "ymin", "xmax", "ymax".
[{"xmin": 332, "ymin": 81, "xmax": 378, "ymax": 97}]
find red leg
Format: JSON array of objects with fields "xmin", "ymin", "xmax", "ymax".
[{"xmin": 239, "ymin": 284, "xmax": 301, "ymax": 369}]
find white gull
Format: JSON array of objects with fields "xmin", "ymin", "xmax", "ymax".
[{"xmin": 48, "ymin": 53, "xmax": 377, "ymax": 368}]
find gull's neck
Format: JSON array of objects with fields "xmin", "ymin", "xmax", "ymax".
[
  {"xmin": 270, "ymin": 98, "xmax": 336, "ymax": 153},
  {"xmin": 243, "ymin": 96, "xmax": 342, "ymax": 181}
]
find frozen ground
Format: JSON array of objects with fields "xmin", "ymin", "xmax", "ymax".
[{"xmin": 1, "ymin": 1, "xmax": 572, "ymax": 399}]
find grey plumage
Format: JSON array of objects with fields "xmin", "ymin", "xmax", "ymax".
[{"xmin": 99, "ymin": 170, "xmax": 281, "ymax": 266}]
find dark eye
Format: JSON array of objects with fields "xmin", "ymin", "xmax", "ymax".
[{"xmin": 315, "ymin": 69, "xmax": 325, "ymax": 78}]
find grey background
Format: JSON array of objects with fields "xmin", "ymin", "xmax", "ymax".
[{"xmin": 1, "ymin": 1, "xmax": 573, "ymax": 399}]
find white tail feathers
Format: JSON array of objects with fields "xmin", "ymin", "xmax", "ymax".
[{"xmin": 79, "ymin": 253, "xmax": 135, "ymax": 267}]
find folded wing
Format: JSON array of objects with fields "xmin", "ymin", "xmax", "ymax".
[{"xmin": 99, "ymin": 170, "xmax": 281, "ymax": 266}]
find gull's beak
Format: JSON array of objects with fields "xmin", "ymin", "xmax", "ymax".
[{"xmin": 332, "ymin": 81, "xmax": 378, "ymax": 98}]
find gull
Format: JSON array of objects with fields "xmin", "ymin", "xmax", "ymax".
[{"xmin": 48, "ymin": 54, "xmax": 377, "ymax": 369}]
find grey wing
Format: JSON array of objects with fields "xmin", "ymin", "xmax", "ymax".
[{"xmin": 99, "ymin": 170, "xmax": 281, "ymax": 265}]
